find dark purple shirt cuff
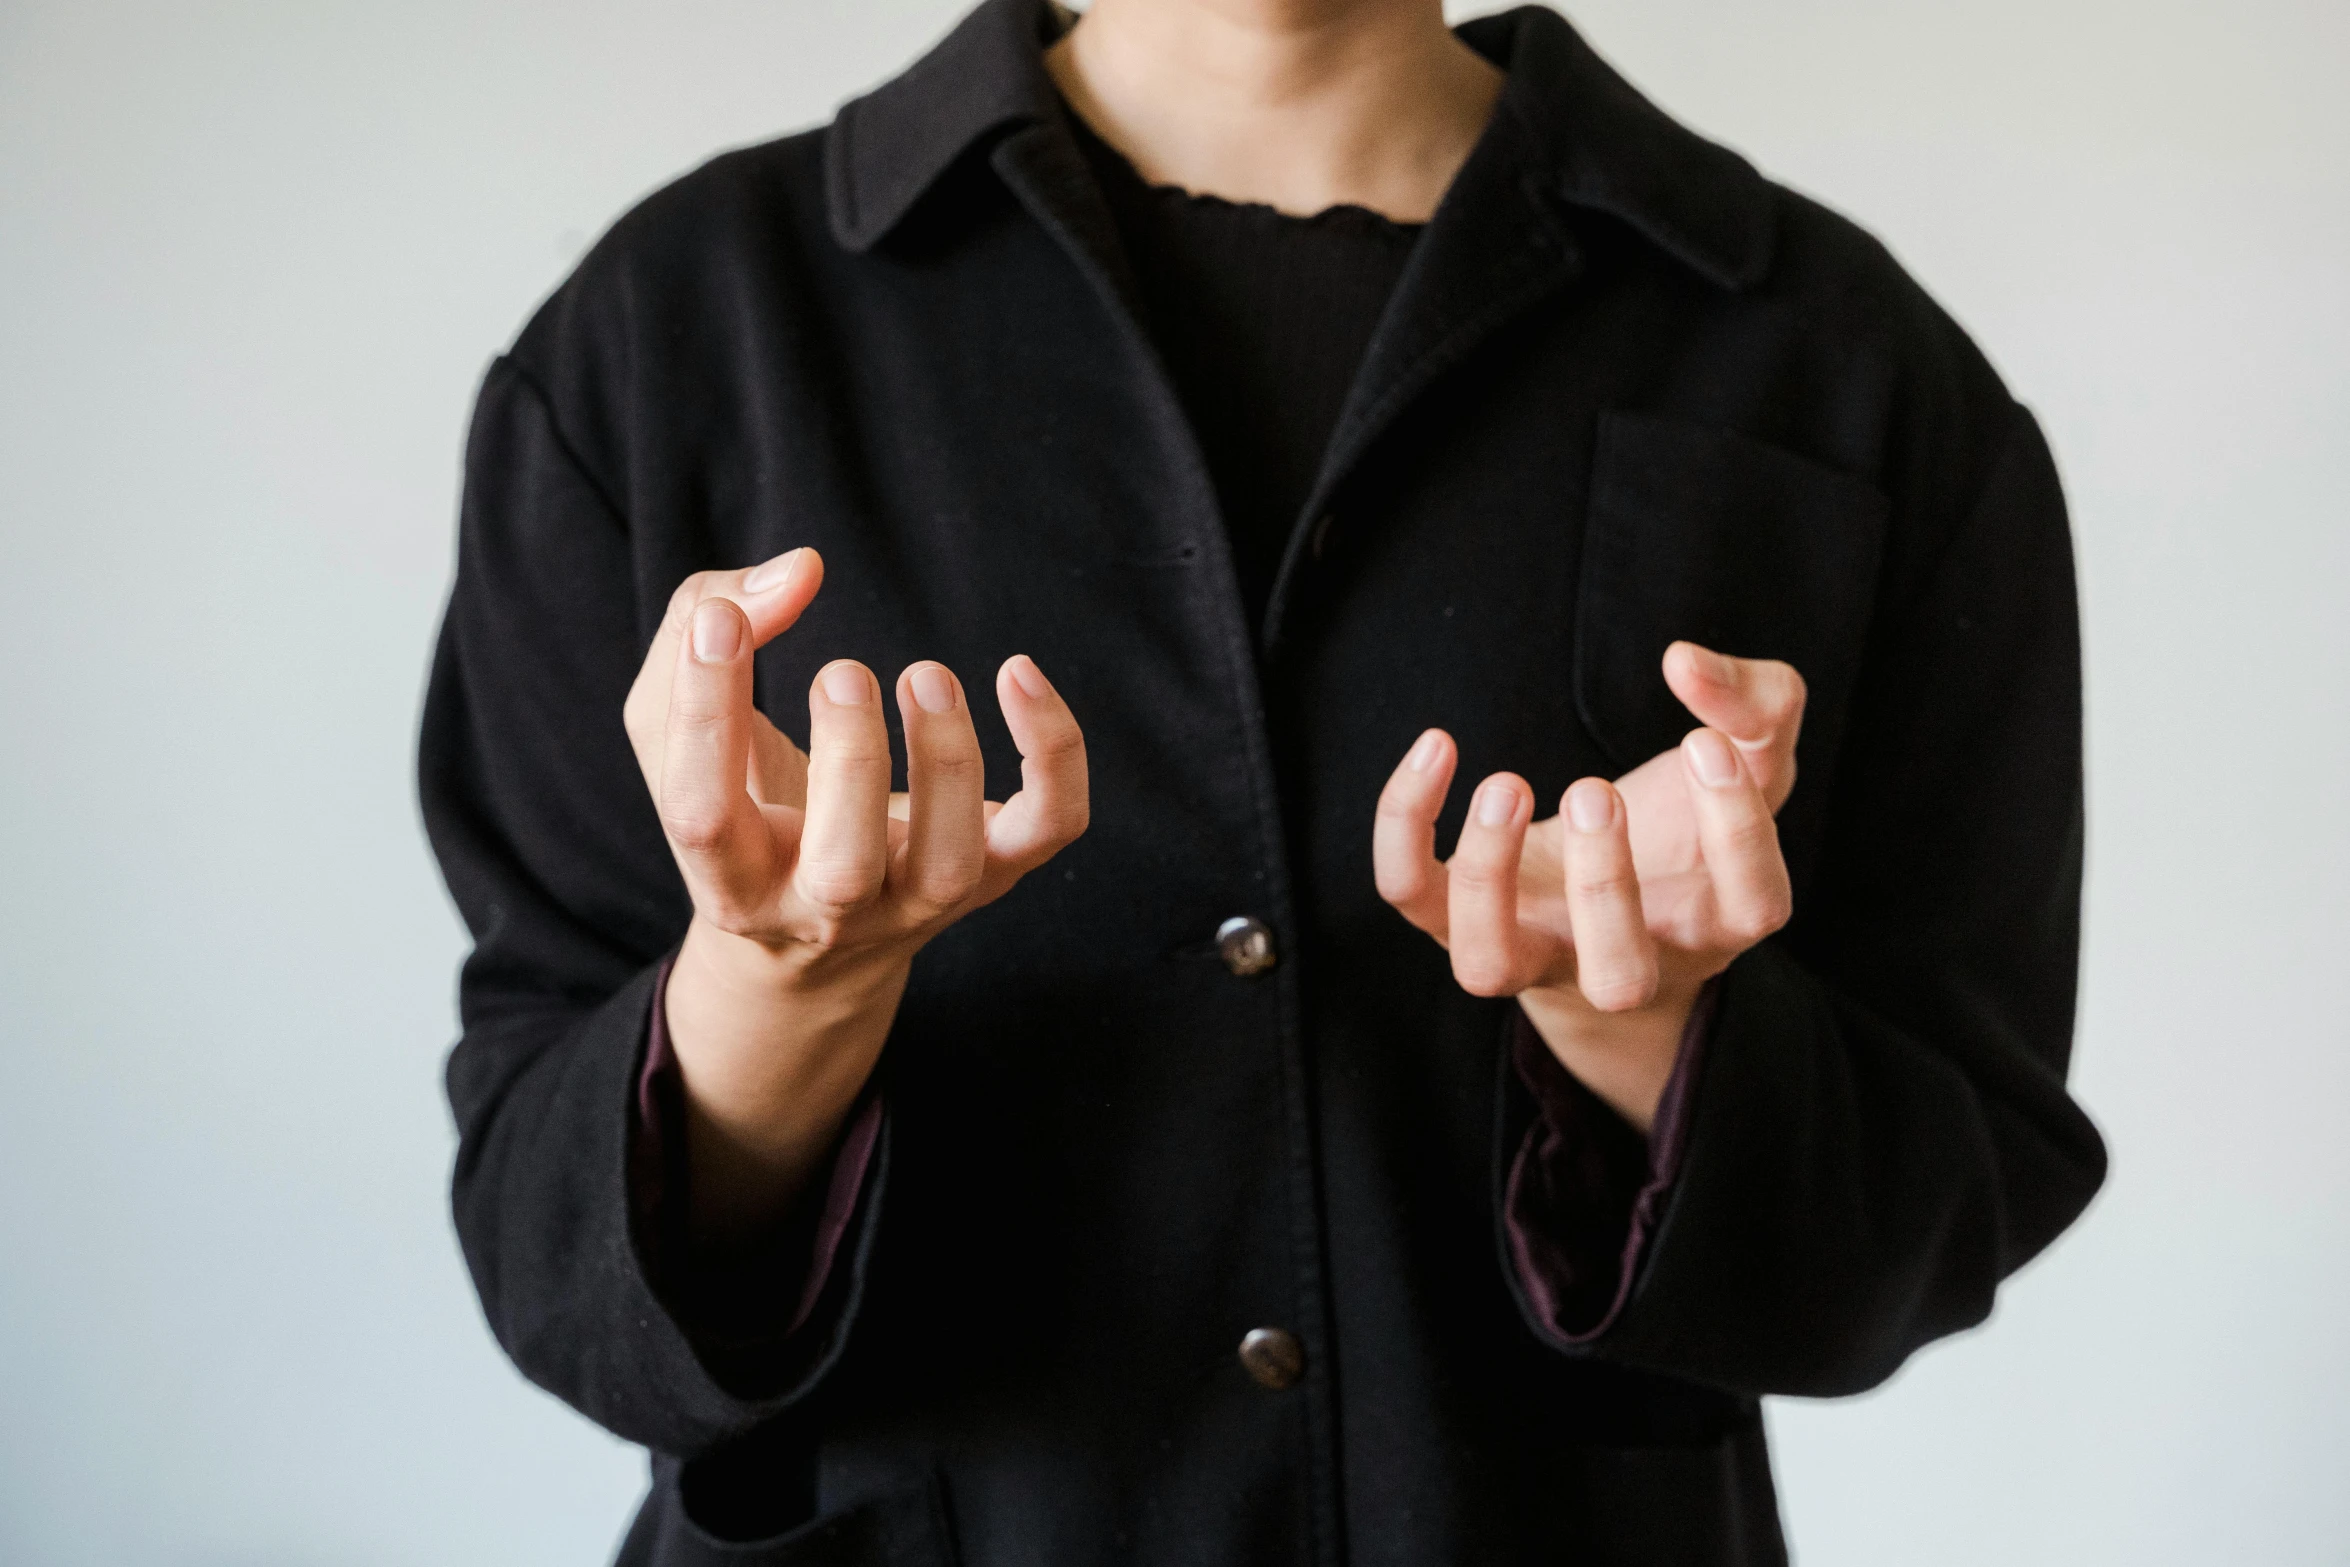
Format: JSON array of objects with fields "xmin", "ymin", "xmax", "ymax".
[
  {"xmin": 1503, "ymin": 978, "xmax": 1720, "ymax": 1346},
  {"xmin": 631, "ymin": 954, "xmax": 883, "ymax": 1342}
]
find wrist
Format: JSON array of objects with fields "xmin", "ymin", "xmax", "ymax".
[
  {"xmin": 1515, "ymin": 980, "xmax": 1700, "ymax": 1135},
  {"xmin": 675, "ymin": 914, "xmax": 908, "ymax": 1014},
  {"xmin": 665, "ymin": 918, "xmax": 908, "ymax": 1229}
]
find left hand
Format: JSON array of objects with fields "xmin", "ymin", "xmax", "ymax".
[{"xmin": 1372, "ymin": 642, "xmax": 1805, "ymax": 1131}]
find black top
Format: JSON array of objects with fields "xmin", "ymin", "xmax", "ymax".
[
  {"xmin": 1070, "ymin": 113, "xmax": 1422, "ymax": 631},
  {"xmin": 420, "ymin": 2, "xmax": 2103, "ymax": 1563}
]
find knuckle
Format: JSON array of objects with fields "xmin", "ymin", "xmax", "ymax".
[
  {"xmin": 1582, "ymin": 968, "xmax": 1658, "ymax": 1013},
  {"xmin": 916, "ymin": 747, "xmax": 983, "ymax": 784},
  {"xmin": 1448, "ymin": 862, "xmax": 1506, "ymax": 898},
  {"xmin": 1452, "ymin": 950, "xmax": 1514, "ymax": 997},
  {"xmin": 661, "ymin": 807, "xmax": 730, "ymax": 856},
  {"xmin": 784, "ymin": 910, "xmax": 850, "ymax": 951},
  {"xmin": 1723, "ymin": 891, "xmax": 1792, "ymax": 944},
  {"xmin": 797, "ymin": 859, "xmax": 884, "ymax": 912},
  {"xmin": 1571, "ymin": 866, "xmax": 1637, "ymax": 903},
  {"xmin": 699, "ymin": 899, "xmax": 764, "ymax": 940},
  {"xmin": 814, "ymin": 733, "xmax": 894, "ymax": 771},
  {"xmin": 1720, "ymin": 814, "xmax": 1779, "ymax": 859},
  {"xmin": 667, "ymin": 698, "xmax": 730, "ymax": 733},
  {"xmin": 911, "ymin": 858, "xmax": 984, "ymax": 911},
  {"xmin": 1029, "ymin": 722, "xmax": 1086, "ymax": 763},
  {"xmin": 994, "ymin": 849, "xmax": 1051, "ymax": 885},
  {"xmin": 1375, "ymin": 789, "xmax": 1433, "ymax": 824}
]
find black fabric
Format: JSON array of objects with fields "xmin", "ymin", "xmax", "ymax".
[
  {"xmin": 420, "ymin": 2, "xmax": 2107, "ymax": 1564},
  {"xmin": 1068, "ymin": 113, "xmax": 1421, "ymax": 633},
  {"xmin": 1505, "ymin": 1008, "xmax": 1674, "ymax": 1337}
]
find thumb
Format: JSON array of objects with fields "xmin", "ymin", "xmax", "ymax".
[{"xmin": 1661, "ymin": 641, "xmax": 1805, "ymax": 806}]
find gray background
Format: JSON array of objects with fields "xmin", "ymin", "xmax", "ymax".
[{"xmin": 2, "ymin": 1, "xmax": 2343, "ymax": 1561}]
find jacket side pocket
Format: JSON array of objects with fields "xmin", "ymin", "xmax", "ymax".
[
  {"xmin": 622, "ymin": 1459, "xmax": 953, "ymax": 1567},
  {"xmin": 1544, "ymin": 1419, "xmax": 1788, "ymax": 1567}
]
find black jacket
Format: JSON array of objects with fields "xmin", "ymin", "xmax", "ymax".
[{"xmin": 420, "ymin": 2, "xmax": 2107, "ymax": 1562}]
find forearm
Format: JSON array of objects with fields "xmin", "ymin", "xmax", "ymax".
[{"xmin": 665, "ymin": 916, "xmax": 907, "ymax": 1248}]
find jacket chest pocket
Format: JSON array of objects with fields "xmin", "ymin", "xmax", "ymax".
[{"xmin": 1573, "ymin": 411, "xmax": 1888, "ymax": 874}]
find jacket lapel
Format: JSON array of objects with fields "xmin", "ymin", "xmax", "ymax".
[
  {"xmin": 821, "ymin": 0, "xmax": 1782, "ymax": 652},
  {"xmin": 1262, "ymin": 93, "xmax": 1586, "ymax": 650}
]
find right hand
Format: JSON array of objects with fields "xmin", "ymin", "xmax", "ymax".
[{"xmin": 622, "ymin": 547, "xmax": 1091, "ymax": 1242}]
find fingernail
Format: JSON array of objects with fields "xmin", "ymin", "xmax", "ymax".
[
  {"xmin": 909, "ymin": 664, "xmax": 956, "ymax": 714},
  {"xmin": 820, "ymin": 662, "xmax": 870, "ymax": 705},
  {"xmin": 690, "ymin": 601, "xmax": 741, "ymax": 663},
  {"xmin": 1006, "ymin": 655, "xmax": 1053, "ymax": 700},
  {"xmin": 741, "ymin": 548, "xmax": 805, "ymax": 594},
  {"xmin": 1474, "ymin": 779, "xmax": 1519, "ymax": 827},
  {"xmin": 1684, "ymin": 729, "xmax": 1739, "ymax": 787},
  {"xmin": 1566, "ymin": 778, "xmax": 1614, "ymax": 832},
  {"xmin": 1698, "ymin": 646, "xmax": 1736, "ymax": 685},
  {"xmin": 1406, "ymin": 730, "xmax": 1445, "ymax": 773}
]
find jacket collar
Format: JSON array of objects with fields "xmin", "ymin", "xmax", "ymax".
[
  {"xmin": 824, "ymin": 0, "xmax": 1775, "ymax": 291},
  {"xmin": 824, "ymin": 0, "xmax": 1067, "ymax": 252}
]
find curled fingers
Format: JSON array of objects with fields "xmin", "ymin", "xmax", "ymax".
[
  {"xmin": 1446, "ymin": 773, "xmax": 1558, "ymax": 997},
  {"xmin": 1373, "ymin": 729, "xmax": 1456, "ymax": 943},
  {"xmin": 978, "ymin": 656, "xmax": 1090, "ymax": 897},
  {"xmin": 793, "ymin": 660, "xmax": 893, "ymax": 922},
  {"xmin": 1561, "ymin": 778, "xmax": 1658, "ymax": 1011},
  {"xmin": 1681, "ymin": 727, "xmax": 1794, "ymax": 950},
  {"xmin": 659, "ymin": 598, "xmax": 778, "ymax": 925},
  {"xmin": 894, "ymin": 662, "xmax": 987, "ymax": 916}
]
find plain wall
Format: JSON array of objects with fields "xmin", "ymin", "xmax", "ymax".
[{"xmin": 1, "ymin": 1, "xmax": 2342, "ymax": 1561}]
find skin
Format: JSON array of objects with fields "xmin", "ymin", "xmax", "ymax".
[
  {"xmin": 1371, "ymin": 644, "xmax": 1803, "ymax": 1133},
  {"xmin": 625, "ymin": 551, "xmax": 1088, "ymax": 1249},
  {"xmin": 1045, "ymin": 0, "xmax": 1502, "ymax": 221},
  {"xmin": 641, "ymin": 0, "xmax": 1803, "ymax": 1252}
]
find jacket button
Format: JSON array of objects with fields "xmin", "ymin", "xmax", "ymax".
[
  {"xmin": 1216, "ymin": 916, "xmax": 1277, "ymax": 977},
  {"xmin": 1238, "ymin": 1327, "xmax": 1305, "ymax": 1390}
]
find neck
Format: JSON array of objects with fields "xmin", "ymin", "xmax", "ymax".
[{"xmin": 1045, "ymin": 0, "xmax": 1503, "ymax": 222}]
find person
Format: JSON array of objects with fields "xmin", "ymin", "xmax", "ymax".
[{"xmin": 418, "ymin": 0, "xmax": 2107, "ymax": 1560}]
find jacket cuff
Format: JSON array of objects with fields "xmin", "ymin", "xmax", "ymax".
[
  {"xmin": 1501, "ymin": 978, "xmax": 1720, "ymax": 1346},
  {"xmin": 628, "ymin": 954, "xmax": 886, "ymax": 1392}
]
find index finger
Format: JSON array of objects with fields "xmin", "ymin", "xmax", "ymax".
[
  {"xmin": 1372, "ymin": 729, "xmax": 1455, "ymax": 944},
  {"xmin": 658, "ymin": 598, "xmax": 778, "ymax": 925}
]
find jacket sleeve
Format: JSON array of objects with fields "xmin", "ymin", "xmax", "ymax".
[
  {"xmin": 1502, "ymin": 986, "xmax": 1717, "ymax": 1342},
  {"xmin": 1516, "ymin": 399, "xmax": 2107, "ymax": 1397},
  {"xmin": 633, "ymin": 955, "xmax": 886, "ymax": 1358},
  {"xmin": 420, "ymin": 354, "xmax": 884, "ymax": 1455}
]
